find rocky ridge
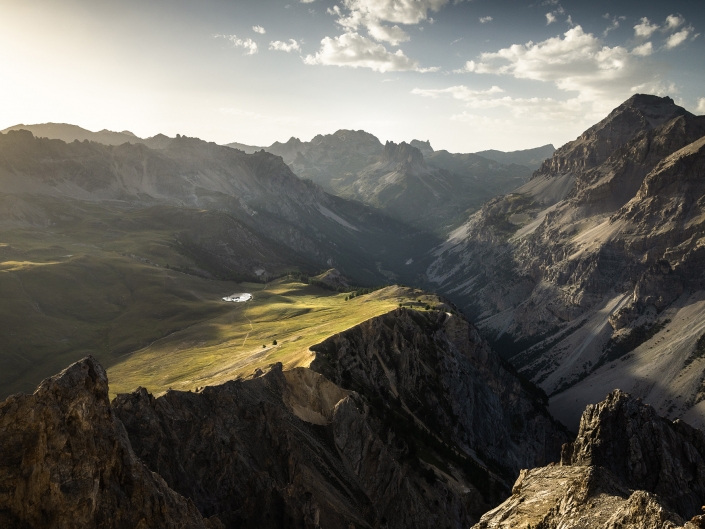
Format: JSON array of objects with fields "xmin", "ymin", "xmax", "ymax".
[
  {"xmin": 0, "ymin": 129, "xmax": 435, "ymax": 286},
  {"xmin": 0, "ymin": 356, "xmax": 220, "ymax": 529},
  {"xmin": 230, "ymin": 130, "xmax": 535, "ymax": 232},
  {"xmin": 475, "ymin": 390, "xmax": 705, "ymax": 528},
  {"xmin": 309, "ymin": 308, "xmax": 569, "ymax": 478},
  {"xmin": 426, "ymin": 94, "xmax": 705, "ymax": 428},
  {"xmin": 0, "ymin": 306, "xmax": 571, "ymax": 528}
]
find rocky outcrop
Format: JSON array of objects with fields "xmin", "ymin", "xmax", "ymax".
[
  {"xmin": 474, "ymin": 465, "xmax": 686, "ymax": 529},
  {"xmin": 475, "ymin": 390, "xmax": 705, "ymax": 528},
  {"xmin": 533, "ymin": 94, "xmax": 690, "ymax": 179},
  {"xmin": 310, "ymin": 308, "xmax": 569, "ymax": 479},
  {"xmin": 0, "ymin": 356, "xmax": 217, "ymax": 529},
  {"xmin": 113, "ymin": 362, "xmax": 482, "ymax": 529},
  {"xmin": 562, "ymin": 390, "xmax": 705, "ymax": 519}
]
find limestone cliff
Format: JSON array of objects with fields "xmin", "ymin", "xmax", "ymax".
[
  {"xmin": 0, "ymin": 356, "xmax": 218, "ymax": 529},
  {"xmin": 426, "ymin": 93, "xmax": 705, "ymax": 428},
  {"xmin": 309, "ymin": 308, "xmax": 569, "ymax": 479},
  {"xmin": 475, "ymin": 390, "xmax": 705, "ymax": 528}
]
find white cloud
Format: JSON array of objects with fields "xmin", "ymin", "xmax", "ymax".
[
  {"xmin": 411, "ymin": 85, "xmax": 504, "ymax": 100},
  {"xmin": 603, "ymin": 17, "xmax": 619, "ymax": 37},
  {"xmin": 427, "ymin": 21, "xmax": 691, "ymax": 132},
  {"xmin": 546, "ymin": 13, "xmax": 557, "ymax": 25},
  {"xmin": 665, "ymin": 14, "xmax": 685, "ymax": 30},
  {"xmin": 697, "ymin": 98, "xmax": 705, "ymax": 114},
  {"xmin": 329, "ymin": 0, "xmax": 448, "ymax": 44},
  {"xmin": 304, "ymin": 32, "xmax": 423, "ymax": 72},
  {"xmin": 252, "ymin": 25, "xmax": 266, "ymax": 34},
  {"xmin": 367, "ymin": 23, "xmax": 410, "ymax": 45},
  {"xmin": 462, "ymin": 26, "xmax": 664, "ymax": 103},
  {"xmin": 338, "ymin": 0, "xmax": 448, "ymax": 26},
  {"xmin": 215, "ymin": 34, "xmax": 258, "ymax": 55},
  {"xmin": 631, "ymin": 42, "xmax": 653, "ymax": 56},
  {"xmin": 479, "ymin": 16, "xmax": 493, "ymax": 24},
  {"xmin": 269, "ymin": 39, "xmax": 301, "ymax": 53},
  {"xmin": 634, "ymin": 17, "xmax": 659, "ymax": 38},
  {"xmin": 666, "ymin": 28, "xmax": 691, "ymax": 49},
  {"xmin": 300, "ymin": 0, "xmax": 315, "ymax": 3}
]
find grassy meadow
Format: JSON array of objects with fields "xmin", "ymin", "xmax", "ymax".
[
  {"xmin": 107, "ymin": 280, "xmax": 438, "ymax": 397},
  {"xmin": 0, "ymin": 195, "xmax": 438, "ymax": 398}
]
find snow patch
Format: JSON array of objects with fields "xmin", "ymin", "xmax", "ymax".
[{"xmin": 223, "ymin": 293, "xmax": 252, "ymax": 302}]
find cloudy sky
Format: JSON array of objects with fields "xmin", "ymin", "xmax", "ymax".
[{"xmin": 1, "ymin": 0, "xmax": 703, "ymax": 152}]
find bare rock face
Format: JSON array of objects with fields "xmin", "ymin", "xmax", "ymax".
[
  {"xmin": 562, "ymin": 390, "xmax": 705, "ymax": 519},
  {"xmin": 0, "ymin": 356, "xmax": 214, "ymax": 529},
  {"xmin": 113, "ymin": 363, "xmax": 481, "ymax": 529},
  {"xmin": 473, "ymin": 465, "xmax": 685, "ymax": 529},
  {"xmin": 310, "ymin": 308, "xmax": 569, "ymax": 481},
  {"xmin": 475, "ymin": 390, "xmax": 705, "ymax": 528},
  {"xmin": 426, "ymin": 93, "xmax": 705, "ymax": 428},
  {"xmin": 533, "ymin": 94, "xmax": 690, "ymax": 179}
]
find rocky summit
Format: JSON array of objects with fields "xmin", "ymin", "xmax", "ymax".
[
  {"xmin": 475, "ymin": 390, "xmax": 705, "ymax": 529},
  {"xmin": 0, "ymin": 356, "xmax": 220, "ymax": 529}
]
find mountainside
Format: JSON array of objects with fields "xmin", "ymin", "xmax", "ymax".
[
  {"xmin": 475, "ymin": 390, "xmax": 705, "ymax": 528},
  {"xmin": 426, "ymin": 94, "xmax": 705, "ymax": 429},
  {"xmin": 0, "ymin": 307, "xmax": 569, "ymax": 528},
  {"xmin": 474, "ymin": 144, "xmax": 555, "ymax": 170},
  {"xmin": 0, "ymin": 129, "xmax": 435, "ymax": 286},
  {"xmin": 0, "ymin": 129, "xmax": 442, "ymax": 398},
  {"xmin": 229, "ymin": 130, "xmax": 533, "ymax": 232}
]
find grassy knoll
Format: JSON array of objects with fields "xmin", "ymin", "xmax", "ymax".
[{"xmin": 107, "ymin": 280, "xmax": 439, "ymax": 397}]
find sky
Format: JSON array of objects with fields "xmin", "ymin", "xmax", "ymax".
[{"xmin": 0, "ymin": 0, "xmax": 703, "ymax": 152}]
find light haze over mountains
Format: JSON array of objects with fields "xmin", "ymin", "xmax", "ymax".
[
  {"xmin": 3, "ymin": 0, "xmax": 705, "ymax": 526},
  {"xmin": 2, "ymin": 0, "xmax": 703, "ymax": 152}
]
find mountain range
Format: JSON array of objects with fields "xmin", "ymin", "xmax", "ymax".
[
  {"xmin": 2, "ymin": 93, "xmax": 705, "ymax": 528},
  {"xmin": 227, "ymin": 130, "xmax": 553, "ymax": 232}
]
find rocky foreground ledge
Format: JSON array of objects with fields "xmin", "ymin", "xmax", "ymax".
[
  {"xmin": 474, "ymin": 390, "xmax": 705, "ymax": 529},
  {"xmin": 4, "ymin": 309, "xmax": 705, "ymax": 528},
  {"xmin": 0, "ymin": 356, "xmax": 221, "ymax": 529},
  {"xmin": 0, "ymin": 308, "xmax": 567, "ymax": 528}
]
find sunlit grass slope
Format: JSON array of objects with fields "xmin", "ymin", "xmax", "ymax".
[
  {"xmin": 0, "ymin": 194, "xmax": 439, "ymax": 398},
  {"xmin": 107, "ymin": 280, "xmax": 439, "ymax": 397},
  {"xmin": 0, "ymin": 195, "xmax": 288, "ymax": 397}
]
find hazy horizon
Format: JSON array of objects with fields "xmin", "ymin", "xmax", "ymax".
[{"xmin": 1, "ymin": 0, "xmax": 703, "ymax": 152}]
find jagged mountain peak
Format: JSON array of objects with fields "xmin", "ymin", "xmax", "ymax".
[
  {"xmin": 534, "ymin": 94, "xmax": 692, "ymax": 179},
  {"xmin": 381, "ymin": 140, "xmax": 426, "ymax": 167},
  {"xmin": 409, "ymin": 139, "xmax": 434, "ymax": 156},
  {"xmin": 310, "ymin": 129, "xmax": 383, "ymax": 150},
  {"xmin": 476, "ymin": 389, "xmax": 705, "ymax": 528}
]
